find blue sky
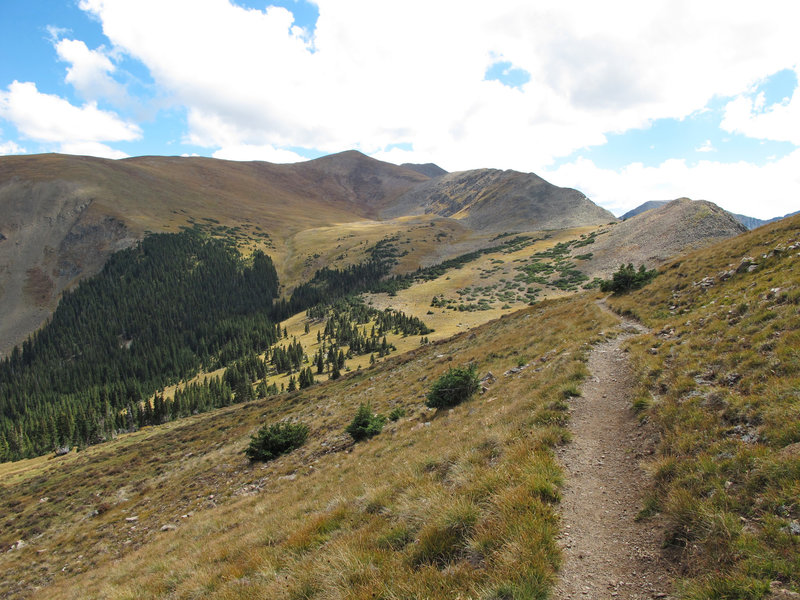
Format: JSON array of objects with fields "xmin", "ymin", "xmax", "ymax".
[{"xmin": 1, "ymin": 1, "xmax": 798, "ymax": 218}]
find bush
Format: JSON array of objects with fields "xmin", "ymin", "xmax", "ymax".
[
  {"xmin": 388, "ymin": 407, "xmax": 406, "ymax": 421},
  {"xmin": 245, "ymin": 421, "xmax": 309, "ymax": 462},
  {"xmin": 426, "ymin": 365, "xmax": 480, "ymax": 409},
  {"xmin": 346, "ymin": 403, "xmax": 386, "ymax": 441},
  {"xmin": 600, "ymin": 263, "xmax": 657, "ymax": 294}
]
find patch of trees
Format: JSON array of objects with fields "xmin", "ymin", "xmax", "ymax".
[
  {"xmin": 600, "ymin": 263, "xmax": 658, "ymax": 294},
  {"xmin": 0, "ymin": 228, "xmax": 281, "ymax": 461},
  {"xmin": 308, "ymin": 298, "xmax": 431, "ymax": 378}
]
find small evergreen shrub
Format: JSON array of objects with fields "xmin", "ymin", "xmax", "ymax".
[
  {"xmin": 600, "ymin": 263, "xmax": 657, "ymax": 294},
  {"xmin": 425, "ymin": 365, "xmax": 480, "ymax": 409},
  {"xmin": 245, "ymin": 421, "xmax": 309, "ymax": 461},
  {"xmin": 346, "ymin": 403, "xmax": 386, "ymax": 441},
  {"xmin": 388, "ymin": 407, "xmax": 406, "ymax": 421}
]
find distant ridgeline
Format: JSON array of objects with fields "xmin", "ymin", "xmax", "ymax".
[{"xmin": 0, "ymin": 228, "xmax": 423, "ymax": 462}]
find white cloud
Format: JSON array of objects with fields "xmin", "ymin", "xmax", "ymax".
[
  {"xmin": 543, "ymin": 151, "xmax": 800, "ymax": 220},
  {"xmin": 695, "ymin": 140, "xmax": 715, "ymax": 153},
  {"xmin": 721, "ymin": 71, "xmax": 800, "ymax": 145},
  {"xmin": 54, "ymin": 38, "xmax": 127, "ymax": 104},
  {"xmin": 0, "ymin": 81, "xmax": 140, "ymax": 144},
  {"xmin": 77, "ymin": 0, "xmax": 800, "ymax": 173},
  {"xmin": 212, "ymin": 143, "xmax": 307, "ymax": 163},
  {"xmin": 0, "ymin": 139, "xmax": 26, "ymax": 155},
  {"xmin": 58, "ymin": 141, "xmax": 129, "ymax": 159}
]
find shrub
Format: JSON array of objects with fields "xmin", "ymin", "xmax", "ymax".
[
  {"xmin": 346, "ymin": 403, "xmax": 386, "ymax": 441},
  {"xmin": 600, "ymin": 263, "xmax": 657, "ymax": 294},
  {"xmin": 425, "ymin": 365, "xmax": 480, "ymax": 409},
  {"xmin": 388, "ymin": 407, "xmax": 406, "ymax": 421},
  {"xmin": 245, "ymin": 421, "xmax": 309, "ymax": 462}
]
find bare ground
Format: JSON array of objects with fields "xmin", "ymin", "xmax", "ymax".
[{"xmin": 553, "ymin": 306, "xmax": 675, "ymax": 599}]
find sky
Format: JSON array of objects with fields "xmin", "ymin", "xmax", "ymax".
[{"xmin": 0, "ymin": 1, "xmax": 799, "ymax": 219}]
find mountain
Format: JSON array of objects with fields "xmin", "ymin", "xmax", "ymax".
[
  {"xmin": 730, "ymin": 209, "xmax": 800, "ymax": 230},
  {"xmin": 0, "ymin": 151, "xmax": 429, "ymax": 354},
  {"xmin": 382, "ymin": 168, "xmax": 617, "ymax": 231},
  {"xmin": 400, "ymin": 162, "xmax": 448, "ymax": 178},
  {"xmin": 620, "ymin": 200, "xmax": 669, "ymax": 220},
  {"xmin": 582, "ymin": 198, "xmax": 747, "ymax": 277},
  {"xmin": 0, "ymin": 151, "xmax": 616, "ymax": 355},
  {"xmin": 622, "ymin": 199, "xmax": 798, "ymax": 230}
]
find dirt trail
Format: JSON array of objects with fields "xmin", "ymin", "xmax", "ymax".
[{"xmin": 553, "ymin": 306, "xmax": 674, "ymax": 599}]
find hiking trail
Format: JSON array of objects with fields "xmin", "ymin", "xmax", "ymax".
[{"xmin": 553, "ymin": 304, "xmax": 674, "ymax": 599}]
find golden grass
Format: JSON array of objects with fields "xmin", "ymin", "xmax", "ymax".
[{"xmin": 1, "ymin": 294, "xmax": 618, "ymax": 599}]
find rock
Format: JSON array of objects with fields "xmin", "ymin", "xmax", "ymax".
[
  {"xmin": 784, "ymin": 521, "xmax": 800, "ymax": 536},
  {"xmin": 724, "ymin": 372, "xmax": 741, "ymax": 386},
  {"xmin": 125, "ymin": 516, "xmax": 139, "ymax": 522},
  {"xmin": 54, "ymin": 446, "xmax": 71, "ymax": 456},
  {"xmin": 736, "ymin": 257, "xmax": 756, "ymax": 273},
  {"xmin": 8, "ymin": 540, "xmax": 26, "ymax": 551},
  {"xmin": 770, "ymin": 581, "xmax": 800, "ymax": 599},
  {"xmin": 160, "ymin": 524, "xmax": 177, "ymax": 532}
]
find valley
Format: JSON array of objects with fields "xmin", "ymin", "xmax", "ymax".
[{"xmin": 0, "ymin": 150, "xmax": 797, "ymax": 599}]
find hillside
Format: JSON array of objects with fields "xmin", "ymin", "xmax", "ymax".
[
  {"xmin": 382, "ymin": 168, "xmax": 617, "ymax": 232},
  {"xmin": 2, "ymin": 213, "xmax": 797, "ymax": 599},
  {"xmin": 608, "ymin": 213, "xmax": 800, "ymax": 598},
  {"xmin": 401, "ymin": 162, "xmax": 448, "ymax": 178},
  {"xmin": 580, "ymin": 198, "xmax": 747, "ymax": 278},
  {"xmin": 0, "ymin": 292, "xmax": 619, "ymax": 600},
  {"xmin": 621, "ymin": 199, "xmax": 798, "ymax": 231},
  {"xmin": 0, "ymin": 152, "xmax": 433, "ymax": 355}
]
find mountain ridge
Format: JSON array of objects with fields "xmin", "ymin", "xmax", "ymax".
[
  {"xmin": 621, "ymin": 198, "xmax": 798, "ymax": 229},
  {"xmin": 383, "ymin": 167, "xmax": 616, "ymax": 231},
  {"xmin": 0, "ymin": 152, "xmax": 745, "ymax": 357}
]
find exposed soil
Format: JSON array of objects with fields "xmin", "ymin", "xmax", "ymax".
[{"xmin": 554, "ymin": 305, "xmax": 675, "ymax": 599}]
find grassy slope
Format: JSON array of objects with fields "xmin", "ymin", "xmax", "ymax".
[
  {"xmin": 609, "ymin": 215, "xmax": 800, "ymax": 598},
  {"xmin": 0, "ymin": 295, "xmax": 618, "ymax": 600}
]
